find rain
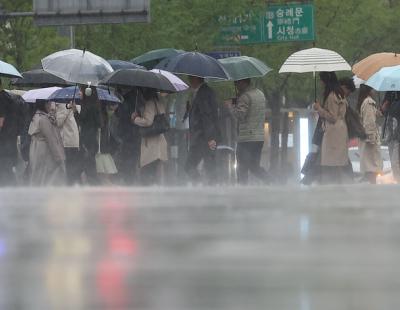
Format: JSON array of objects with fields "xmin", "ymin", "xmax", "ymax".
[{"xmin": 1, "ymin": 1, "xmax": 400, "ymax": 309}]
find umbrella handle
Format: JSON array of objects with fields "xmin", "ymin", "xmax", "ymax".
[{"xmin": 314, "ymin": 71, "xmax": 317, "ymax": 102}]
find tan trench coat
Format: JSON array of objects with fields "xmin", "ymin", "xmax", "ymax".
[
  {"xmin": 134, "ymin": 99, "xmax": 168, "ymax": 168},
  {"xmin": 318, "ymin": 92, "xmax": 349, "ymax": 166},
  {"xmin": 359, "ymin": 97, "xmax": 383, "ymax": 173},
  {"xmin": 28, "ymin": 111, "xmax": 66, "ymax": 186}
]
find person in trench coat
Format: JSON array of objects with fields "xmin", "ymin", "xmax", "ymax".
[
  {"xmin": 28, "ymin": 99, "xmax": 66, "ymax": 186},
  {"xmin": 357, "ymin": 85, "xmax": 383, "ymax": 184},
  {"xmin": 313, "ymin": 72, "xmax": 351, "ymax": 184},
  {"xmin": 132, "ymin": 88, "xmax": 168, "ymax": 185}
]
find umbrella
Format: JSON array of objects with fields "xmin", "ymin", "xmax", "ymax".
[
  {"xmin": 353, "ymin": 52, "xmax": 400, "ymax": 81},
  {"xmin": 41, "ymin": 49, "xmax": 114, "ymax": 86},
  {"xmin": 150, "ymin": 69, "xmax": 189, "ymax": 91},
  {"xmin": 353, "ymin": 75, "xmax": 365, "ymax": 89},
  {"xmin": 279, "ymin": 47, "xmax": 351, "ymax": 100},
  {"xmin": 365, "ymin": 65, "xmax": 400, "ymax": 91},
  {"xmin": 107, "ymin": 60, "xmax": 146, "ymax": 71},
  {"xmin": 0, "ymin": 60, "xmax": 22, "ymax": 79},
  {"xmin": 11, "ymin": 69, "xmax": 71, "ymax": 88},
  {"xmin": 48, "ymin": 86, "xmax": 121, "ymax": 104},
  {"xmin": 131, "ymin": 48, "xmax": 185, "ymax": 69},
  {"xmin": 100, "ymin": 69, "xmax": 178, "ymax": 93},
  {"xmin": 218, "ymin": 56, "xmax": 272, "ymax": 81},
  {"xmin": 156, "ymin": 52, "xmax": 230, "ymax": 80},
  {"xmin": 22, "ymin": 86, "xmax": 62, "ymax": 103}
]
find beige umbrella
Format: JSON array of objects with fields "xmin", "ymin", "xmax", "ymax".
[{"xmin": 352, "ymin": 52, "xmax": 400, "ymax": 80}]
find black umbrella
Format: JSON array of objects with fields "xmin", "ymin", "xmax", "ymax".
[
  {"xmin": 155, "ymin": 52, "xmax": 230, "ymax": 80},
  {"xmin": 11, "ymin": 69, "xmax": 71, "ymax": 88},
  {"xmin": 107, "ymin": 60, "xmax": 146, "ymax": 71},
  {"xmin": 100, "ymin": 69, "xmax": 177, "ymax": 93}
]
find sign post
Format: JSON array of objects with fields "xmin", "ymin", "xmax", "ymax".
[{"xmin": 217, "ymin": 3, "xmax": 315, "ymax": 46}]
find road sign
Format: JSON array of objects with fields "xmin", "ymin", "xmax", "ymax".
[
  {"xmin": 217, "ymin": 3, "xmax": 315, "ymax": 45},
  {"xmin": 206, "ymin": 51, "xmax": 241, "ymax": 59}
]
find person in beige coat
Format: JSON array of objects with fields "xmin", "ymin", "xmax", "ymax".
[
  {"xmin": 28, "ymin": 99, "xmax": 66, "ymax": 186},
  {"xmin": 357, "ymin": 85, "xmax": 383, "ymax": 184},
  {"xmin": 132, "ymin": 88, "xmax": 168, "ymax": 185},
  {"xmin": 313, "ymin": 72, "xmax": 351, "ymax": 184}
]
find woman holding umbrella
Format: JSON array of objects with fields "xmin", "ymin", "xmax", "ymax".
[
  {"xmin": 313, "ymin": 72, "xmax": 351, "ymax": 184},
  {"xmin": 28, "ymin": 99, "xmax": 66, "ymax": 186},
  {"xmin": 357, "ymin": 85, "xmax": 383, "ymax": 184},
  {"xmin": 132, "ymin": 87, "xmax": 168, "ymax": 185},
  {"xmin": 77, "ymin": 85, "xmax": 102, "ymax": 185}
]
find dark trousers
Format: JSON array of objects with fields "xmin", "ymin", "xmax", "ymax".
[
  {"xmin": 118, "ymin": 142, "xmax": 140, "ymax": 185},
  {"xmin": 185, "ymin": 142, "xmax": 216, "ymax": 184},
  {"xmin": 141, "ymin": 160, "xmax": 161, "ymax": 186},
  {"xmin": 0, "ymin": 156, "xmax": 16, "ymax": 186},
  {"xmin": 65, "ymin": 148, "xmax": 81, "ymax": 185},
  {"xmin": 236, "ymin": 141, "xmax": 269, "ymax": 185}
]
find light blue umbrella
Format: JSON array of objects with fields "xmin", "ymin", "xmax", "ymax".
[
  {"xmin": 366, "ymin": 65, "xmax": 400, "ymax": 91},
  {"xmin": 0, "ymin": 60, "xmax": 22, "ymax": 78}
]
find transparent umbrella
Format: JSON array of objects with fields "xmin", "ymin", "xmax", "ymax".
[{"xmin": 41, "ymin": 49, "xmax": 113, "ymax": 86}]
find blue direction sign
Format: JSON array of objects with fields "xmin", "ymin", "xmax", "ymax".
[{"xmin": 206, "ymin": 51, "xmax": 242, "ymax": 59}]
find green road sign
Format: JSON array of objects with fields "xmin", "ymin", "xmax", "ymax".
[{"xmin": 217, "ymin": 3, "xmax": 315, "ymax": 45}]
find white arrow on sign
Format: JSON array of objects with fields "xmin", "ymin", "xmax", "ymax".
[{"xmin": 267, "ymin": 20, "xmax": 274, "ymax": 39}]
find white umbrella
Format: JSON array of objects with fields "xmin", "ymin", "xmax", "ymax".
[
  {"xmin": 22, "ymin": 86, "xmax": 61, "ymax": 103},
  {"xmin": 353, "ymin": 75, "xmax": 365, "ymax": 89},
  {"xmin": 279, "ymin": 48, "xmax": 351, "ymax": 100},
  {"xmin": 279, "ymin": 48, "xmax": 351, "ymax": 73},
  {"xmin": 41, "ymin": 49, "xmax": 113, "ymax": 86}
]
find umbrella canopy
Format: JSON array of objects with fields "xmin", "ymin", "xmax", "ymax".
[
  {"xmin": 48, "ymin": 86, "xmax": 121, "ymax": 104},
  {"xmin": 0, "ymin": 60, "xmax": 22, "ymax": 79},
  {"xmin": 131, "ymin": 48, "xmax": 185, "ymax": 69},
  {"xmin": 41, "ymin": 49, "xmax": 114, "ymax": 86},
  {"xmin": 22, "ymin": 87, "xmax": 62, "ymax": 103},
  {"xmin": 365, "ymin": 65, "xmax": 400, "ymax": 91},
  {"xmin": 107, "ymin": 60, "xmax": 146, "ymax": 71},
  {"xmin": 157, "ymin": 52, "xmax": 230, "ymax": 80},
  {"xmin": 352, "ymin": 52, "xmax": 400, "ymax": 81},
  {"xmin": 279, "ymin": 48, "xmax": 351, "ymax": 73},
  {"xmin": 100, "ymin": 69, "xmax": 178, "ymax": 93},
  {"xmin": 353, "ymin": 75, "xmax": 365, "ymax": 89},
  {"xmin": 11, "ymin": 69, "xmax": 71, "ymax": 88},
  {"xmin": 150, "ymin": 69, "xmax": 189, "ymax": 91},
  {"xmin": 219, "ymin": 56, "xmax": 272, "ymax": 80}
]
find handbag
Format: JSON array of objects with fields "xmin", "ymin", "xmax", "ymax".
[
  {"xmin": 139, "ymin": 100, "xmax": 170, "ymax": 138},
  {"xmin": 345, "ymin": 105, "xmax": 367, "ymax": 140},
  {"xmin": 312, "ymin": 118, "xmax": 324, "ymax": 146}
]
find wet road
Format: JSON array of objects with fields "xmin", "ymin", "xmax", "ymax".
[{"xmin": 0, "ymin": 185, "xmax": 399, "ymax": 310}]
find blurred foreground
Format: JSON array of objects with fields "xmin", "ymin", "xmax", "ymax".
[{"xmin": 0, "ymin": 185, "xmax": 399, "ymax": 310}]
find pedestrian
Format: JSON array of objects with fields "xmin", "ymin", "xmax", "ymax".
[
  {"xmin": 132, "ymin": 88, "xmax": 168, "ymax": 185},
  {"xmin": 357, "ymin": 85, "xmax": 383, "ymax": 184},
  {"xmin": 226, "ymin": 78, "xmax": 270, "ymax": 185},
  {"xmin": 381, "ymin": 91, "xmax": 400, "ymax": 183},
  {"xmin": 95, "ymin": 102, "xmax": 121, "ymax": 185},
  {"xmin": 28, "ymin": 99, "xmax": 66, "ymax": 186},
  {"xmin": 313, "ymin": 72, "xmax": 351, "ymax": 184},
  {"xmin": 0, "ymin": 80, "xmax": 24, "ymax": 186},
  {"xmin": 184, "ymin": 76, "xmax": 220, "ymax": 184},
  {"xmin": 56, "ymin": 101, "xmax": 81, "ymax": 185},
  {"xmin": 115, "ymin": 87, "xmax": 142, "ymax": 185},
  {"xmin": 76, "ymin": 85, "xmax": 101, "ymax": 185}
]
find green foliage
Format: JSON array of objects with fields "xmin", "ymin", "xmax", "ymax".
[{"xmin": 1, "ymin": 0, "xmax": 400, "ymax": 105}]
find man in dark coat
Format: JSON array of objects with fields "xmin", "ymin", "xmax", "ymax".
[
  {"xmin": 115, "ymin": 87, "xmax": 142, "ymax": 185},
  {"xmin": 184, "ymin": 76, "xmax": 220, "ymax": 183},
  {"xmin": 0, "ymin": 81, "xmax": 25, "ymax": 186}
]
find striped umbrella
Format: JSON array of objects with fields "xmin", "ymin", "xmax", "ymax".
[{"xmin": 279, "ymin": 48, "xmax": 351, "ymax": 100}]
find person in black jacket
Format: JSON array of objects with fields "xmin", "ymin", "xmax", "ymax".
[
  {"xmin": 115, "ymin": 87, "xmax": 142, "ymax": 185},
  {"xmin": 77, "ymin": 85, "xmax": 101, "ymax": 185},
  {"xmin": 0, "ymin": 82, "xmax": 25, "ymax": 186},
  {"xmin": 184, "ymin": 76, "xmax": 220, "ymax": 184}
]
